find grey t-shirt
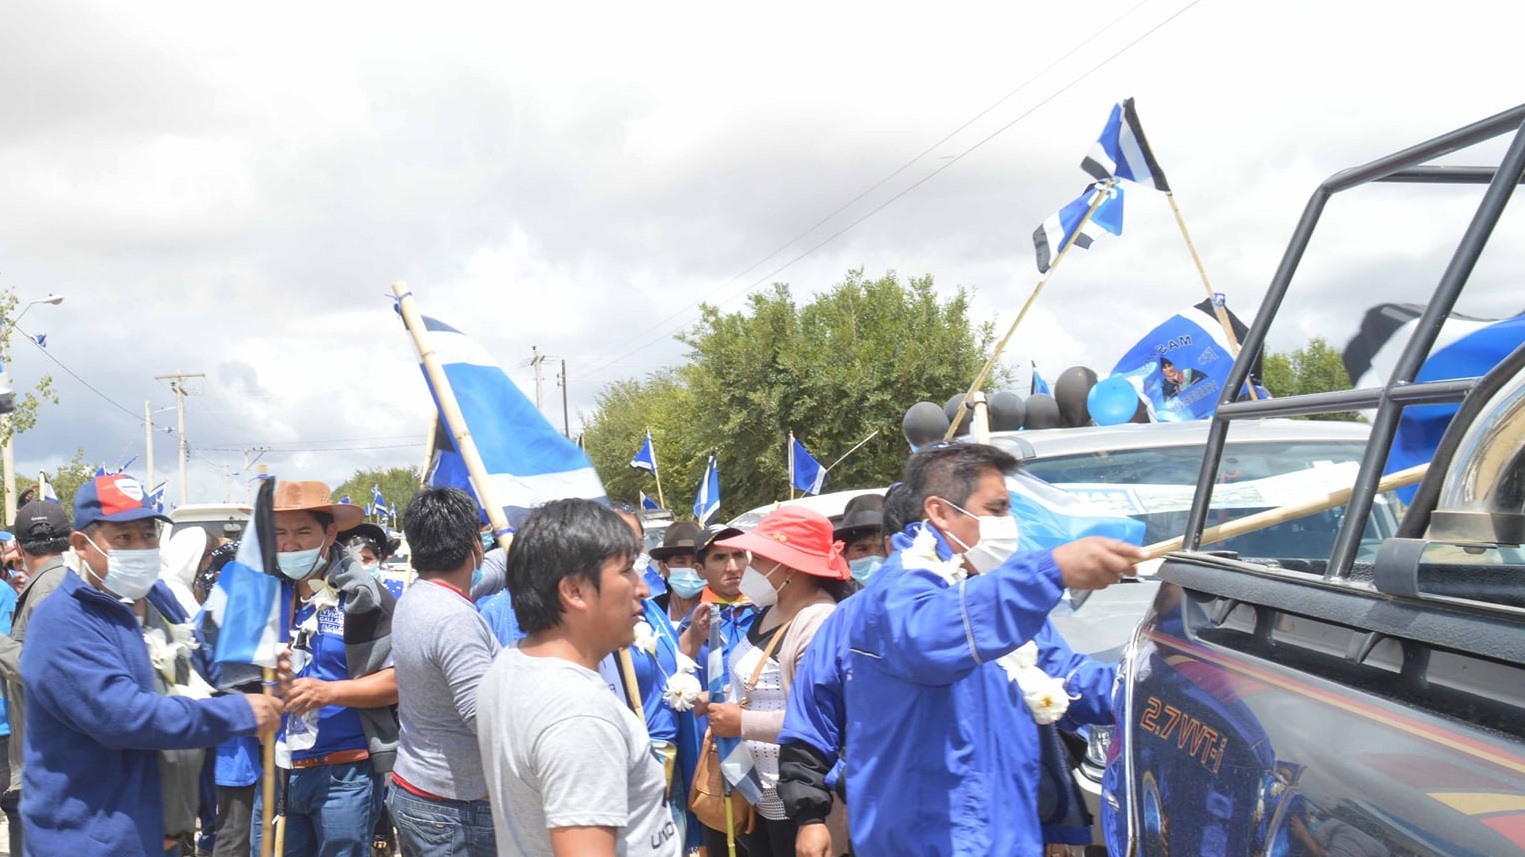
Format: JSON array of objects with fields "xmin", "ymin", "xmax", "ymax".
[
  {"xmin": 478, "ymin": 645, "xmax": 680, "ymax": 857},
  {"xmin": 392, "ymin": 579, "xmax": 500, "ymax": 800}
]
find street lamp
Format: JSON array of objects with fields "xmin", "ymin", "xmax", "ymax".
[{"xmin": 2, "ymin": 294, "xmax": 65, "ymax": 525}]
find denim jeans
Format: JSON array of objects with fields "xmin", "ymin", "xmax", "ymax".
[
  {"xmin": 387, "ymin": 787, "xmax": 496, "ymax": 857},
  {"xmin": 251, "ymin": 761, "xmax": 382, "ymax": 857}
]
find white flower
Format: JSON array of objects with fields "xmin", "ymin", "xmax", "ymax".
[
  {"xmin": 662, "ymin": 671, "xmax": 703, "ymax": 712},
  {"xmin": 902, "ymin": 525, "xmax": 968, "ymax": 584},
  {"xmin": 632, "ymin": 621, "xmax": 658, "ymax": 656},
  {"xmin": 674, "ymin": 653, "xmax": 698, "ymax": 674},
  {"xmin": 1023, "ymin": 675, "xmax": 1072, "ymax": 725}
]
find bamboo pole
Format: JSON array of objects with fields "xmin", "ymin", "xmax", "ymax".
[
  {"xmin": 616, "ymin": 647, "xmax": 645, "ymax": 721},
  {"xmin": 825, "ymin": 429, "xmax": 881, "ymax": 473},
  {"xmin": 1140, "ymin": 463, "xmax": 1429, "ymax": 561},
  {"xmin": 1164, "ymin": 193, "xmax": 1258, "ymax": 400},
  {"xmin": 392, "ymin": 282, "xmax": 514, "ymax": 554},
  {"xmin": 259, "ymin": 667, "xmax": 276, "ymax": 857},
  {"xmin": 648, "ymin": 432, "xmax": 667, "ymax": 511},
  {"xmin": 788, "ymin": 432, "xmax": 796, "ymax": 501},
  {"xmin": 945, "ymin": 181, "xmax": 1117, "ymax": 440}
]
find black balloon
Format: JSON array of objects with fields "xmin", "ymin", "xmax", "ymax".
[
  {"xmin": 903, "ymin": 401, "xmax": 952, "ymax": 447},
  {"xmin": 1055, "ymin": 366, "xmax": 1099, "ymax": 428},
  {"xmin": 1129, "ymin": 398, "xmax": 1151, "ymax": 424},
  {"xmin": 943, "ymin": 394, "xmax": 973, "ymax": 437},
  {"xmin": 987, "ymin": 391, "xmax": 1025, "ymax": 432},
  {"xmin": 1023, "ymin": 394, "xmax": 1061, "ymax": 430}
]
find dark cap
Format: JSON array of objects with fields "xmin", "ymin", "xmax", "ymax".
[
  {"xmin": 697, "ymin": 524, "xmax": 743, "ymax": 560},
  {"xmin": 13, "ymin": 500, "xmax": 71, "ymax": 541},
  {"xmin": 649, "ymin": 521, "xmax": 703, "ymax": 562}
]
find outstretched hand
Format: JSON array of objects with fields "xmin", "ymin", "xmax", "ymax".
[{"xmin": 1052, "ymin": 537, "xmax": 1146, "ymax": 590}]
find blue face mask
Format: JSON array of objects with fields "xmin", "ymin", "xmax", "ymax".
[
  {"xmin": 666, "ymin": 567, "xmax": 706, "ymax": 598},
  {"xmin": 470, "ymin": 566, "xmax": 484, "ymax": 592},
  {"xmin": 849, "ymin": 555, "xmax": 883, "ymax": 584},
  {"xmin": 277, "ymin": 545, "xmax": 325, "ymax": 581}
]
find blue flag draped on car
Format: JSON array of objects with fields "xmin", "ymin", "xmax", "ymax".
[
  {"xmin": 199, "ymin": 478, "xmax": 291, "ymax": 688},
  {"xmin": 1033, "ymin": 182, "xmax": 1124, "ymax": 273},
  {"xmin": 789, "ymin": 435, "xmax": 826, "ymax": 495},
  {"xmin": 1112, "ymin": 299, "xmax": 1255, "ymax": 421},
  {"xmin": 415, "ymin": 316, "xmax": 606, "ymax": 527},
  {"xmin": 694, "ymin": 454, "xmax": 720, "ymax": 525}
]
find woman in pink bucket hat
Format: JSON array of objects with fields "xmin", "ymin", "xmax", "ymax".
[{"xmin": 697, "ymin": 506, "xmax": 850, "ymax": 857}]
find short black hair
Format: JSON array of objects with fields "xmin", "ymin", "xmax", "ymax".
[
  {"xmin": 403, "ymin": 487, "xmax": 481, "ymax": 575},
  {"xmin": 507, "ymin": 498, "xmax": 639, "ymax": 634},
  {"xmin": 902, "ymin": 443, "xmax": 1019, "ymax": 519},
  {"xmin": 881, "ymin": 483, "xmax": 918, "ymax": 536},
  {"xmin": 19, "ymin": 535, "xmax": 69, "ymax": 557}
]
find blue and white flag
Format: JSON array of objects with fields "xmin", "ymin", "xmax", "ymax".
[
  {"xmin": 1008, "ymin": 469, "xmax": 1146, "ymax": 552},
  {"xmin": 694, "ymin": 454, "xmax": 720, "ymax": 525},
  {"xmin": 37, "ymin": 471, "xmax": 58, "ymax": 505},
  {"xmin": 414, "ymin": 315, "xmax": 607, "ymax": 527},
  {"xmin": 1033, "ymin": 182, "xmax": 1124, "ymax": 273},
  {"xmin": 709, "ymin": 613, "xmax": 765, "ymax": 805},
  {"xmin": 371, "ymin": 485, "xmax": 389, "ymax": 522},
  {"xmin": 789, "ymin": 435, "xmax": 826, "ymax": 495},
  {"xmin": 199, "ymin": 479, "xmax": 291, "ymax": 682},
  {"xmin": 32, "ymin": 333, "xmax": 45, "ymax": 349},
  {"xmin": 1081, "ymin": 97, "xmax": 1171, "ymax": 192},
  {"xmin": 640, "ymin": 491, "xmax": 660, "ymax": 512},
  {"xmin": 1031, "ymin": 362, "xmax": 1053, "ymax": 396},
  {"xmin": 630, "ymin": 432, "xmax": 659, "ymax": 476},
  {"xmin": 1112, "ymin": 299, "xmax": 1253, "ymax": 421},
  {"xmin": 148, "ymin": 483, "xmax": 167, "ymax": 514}
]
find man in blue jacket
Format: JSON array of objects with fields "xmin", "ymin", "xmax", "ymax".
[
  {"xmin": 20, "ymin": 474, "xmax": 284, "ymax": 856},
  {"xmin": 843, "ymin": 444, "xmax": 1141, "ymax": 857}
]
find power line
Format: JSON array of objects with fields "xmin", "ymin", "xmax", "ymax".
[
  {"xmin": 580, "ymin": 0, "xmax": 1205, "ymax": 380},
  {"xmin": 13, "ymin": 322, "xmax": 144, "ymax": 425}
]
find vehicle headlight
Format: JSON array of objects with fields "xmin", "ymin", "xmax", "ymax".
[{"xmin": 1084, "ymin": 725, "xmax": 1114, "ymax": 770}]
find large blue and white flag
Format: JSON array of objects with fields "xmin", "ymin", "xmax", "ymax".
[
  {"xmin": 1081, "ymin": 97, "xmax": 1171, "ymax": 192},
  {"xmin": 1031, "ymin": 362, "xmax": 1053, "ymax": 396},
  {"xmin": 709, "ymin": 614, "xmax": 765, "ymax": 805},
  {"xmin": 640, "ymin": 491, "xmax": 660, "ymax": 512},
  {"xmin": 1033, "ymin": 182, "xmax": 1124, "ymax": 273},
  {"xmin": 789, "ymin": 436, "xmax": 826, "ymax": 495},
  {"xmin": 200, "ymin": 479, "xmax": 291, "ymax": 684},
  {"xmin": 694, "ymin": 454, "xmax": 720, "ymax": 525},
  {"xmin": 414, "ymin": 316, "xmax": 607, "ymax": 527},
  {"xmin": 630, "ymin": 432, "xmax": 659, "ymax": 476},
  {"xmin": 1008, "ymin": 469, "xmax": 1146, "ymax": 552},
  {"xmin": 1112, "ymin": 298, "xmax": 1254, "ymax": 422}
]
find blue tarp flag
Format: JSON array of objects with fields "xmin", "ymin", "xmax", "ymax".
[
  {"xmin": 708, "ymin": 611, "xmax": 765, "ymax": 805},
  {"xmin": 1008, "ymin": 470, "xmax": 1146, "ymax": 551},
  {"xmin": 1031, "ymin": 362, "xmax": 1052, "ymax": 396},
  {"xmin": 1081, "ymin": 97, "xmax": 1171, "ymax": 192},
  {"xmin": 631, "ymin": 432, "xmax": 659, "ymax": 475},
  {"xmin": 694, "ymin": 454, "xmax": 720, "ymax": 525},
  {"xmin": 200, "ymin": 478, "xmax": 291, "ymax": 684},
  {"xmin": 1112, "ymin": 299, "xmax": 1253, "ymax": 421},
  {"xmin": 415, "ymin": 316, "xmax": 607, "ymax": 527},
  {"xmin": 789, "ymin": 436, "xmax": 826, "ymax": 495},
  {"xmin": 1033, "ymin": 182, "xmax": 1124, "ymax": 273},
  {"xmin": 640, "ymin": 491, "xmax": 660, "ymax": 512}
]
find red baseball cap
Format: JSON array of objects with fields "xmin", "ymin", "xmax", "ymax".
[
  {"xmin": 73, "ymin": 475, "xmax": 170, "ymax": 530},
  {"xmin": 716, "ymin": 506, "xmax": 849, "ymax": 581}
]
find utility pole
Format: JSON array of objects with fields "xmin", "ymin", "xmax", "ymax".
[
  {"xmin": 531, "ymin": 346, "xmax": 545, "ymax": 410},
  {"xmin": 144, "ymin": 400, "xmax": 155, "ymax": 490},
  {"xmin": 223, "ymin": 464, "xmax": 231, "ymax": 503},
  {"xmin": 560, "ymin": 359, "xmax": 570, "ymax": 438},
  {"xmin": 155, "ymin": 371, "xmax": 205, "ymax": 507}
]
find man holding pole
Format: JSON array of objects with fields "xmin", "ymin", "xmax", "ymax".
[
  {"xmin": 253, "ymin": 480, "xmax": 397, "ymax": 857},
  {"xmin": 18, "ymin": 474, "xmax": 284, "ymax": 855}
]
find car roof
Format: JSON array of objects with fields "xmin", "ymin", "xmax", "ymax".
[
  {"xmin": 727, "ymin": 487, "xmax": 886, "ymax": 531},
  {"xmin": 986, "ymin": 418, "xmax": 1370, "ymax": 461}
]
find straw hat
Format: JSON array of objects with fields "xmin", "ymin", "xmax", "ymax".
[{"xmin": 273, "ymin": 480, "xmax": 366, "ymax": 529}]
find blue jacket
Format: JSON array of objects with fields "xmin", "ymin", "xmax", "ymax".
[
  {"xmin": 844, "ymin": 524, "xmax": 1115, "ymax": 857},
  {"xmin": 21, "ymin": 572, "xmax": 257, "ymax": 856}
]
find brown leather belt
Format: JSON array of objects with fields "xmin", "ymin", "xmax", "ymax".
[{"xmin": 291, "ymin": 748, "xmax": 370, "ymax": 770}]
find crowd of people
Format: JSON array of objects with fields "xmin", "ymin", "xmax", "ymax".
[{"xmin": 0, "ymin": 440, "xmax": 1142, "ymax": 857}]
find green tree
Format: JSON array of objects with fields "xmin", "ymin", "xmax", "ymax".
[
  {"xmin": 15, "ymin": 447, "xmax": 95, "ymax": 512},
  {"xmin": 332, "ymin": 466, "xmax": 423, "ymax": 529},
  {"xmin": 583, "ymin": 270, "xmax": 1003, "ymax": 517},
  {"xmin": 1262, "ymin": 336, "xmax": 1363, "ymax": 421},
  {"xmin": 0, "ymin": 287, "xmax": 62, "ymax": 447}
]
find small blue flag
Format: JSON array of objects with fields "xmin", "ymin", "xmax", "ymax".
[
  {"xmin": 32, "ymin": 334, "xmax": 45, "ymax": 349},
  {"xmin": 1033, "ymin": 182, "xmax": 1124, "ymax": 273},
  {"xmin": 1080, "ymin": 98, "xmax": 1171, "ymax": 192},
  {"xmin": 640, "ymin": 491, "xmax": 660, "ymax": 512},
  {"xmin": 630, "ymin": 432, "xmax": 659, "ymax": 476},
  {"xmin": 694, "ymin": 454, "xmax": 720, "ymax": 525},
  {"xmin": 789, "ymin": 435, "xmax": 826, "ymax": 495},
  {"xmin": 1031, "ymin": 362, "xmax": 1053, "ymax": 397}
]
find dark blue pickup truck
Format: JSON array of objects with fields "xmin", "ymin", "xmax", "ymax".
[{"xmin": 1107, "ymin": 104, "xmax": 1525, "ymax": 857}]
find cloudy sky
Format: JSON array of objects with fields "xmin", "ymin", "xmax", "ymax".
[{"xmin": 2, "ymin": 0, "xmax": 1524, "ymax": 507}]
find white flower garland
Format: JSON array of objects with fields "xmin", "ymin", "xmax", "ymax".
[{"xmin": 144, "ymin": 620, "xmax": 212, "ymax": 700}]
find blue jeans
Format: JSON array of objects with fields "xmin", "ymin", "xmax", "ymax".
[
  {"xmin": 387, "ymin": 787, "xmax": 496, "ymax": 857},
  {"xmin": 251, "ymin": 761, "xmax": 382, "ymax": 857}
]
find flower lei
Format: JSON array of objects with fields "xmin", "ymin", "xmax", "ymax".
[
  {"xmin": 144, "ymin": 619, "xmax": 212, "ymax": 700},
  {"xmin": 632, "ymin": 619, "xmax": 704, "ymax": 712},
  {"xmin": 902, "ymin": 523, "xmax": 1077, "ymax": 725},
  {"xmin": 297, "ymin": 579, "xmax": 342, "ymax": 634}
]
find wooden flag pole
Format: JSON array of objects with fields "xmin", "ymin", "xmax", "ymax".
[
  {"xmin": 824, "ymin": 428, "xmax": 881, "ymax": 473},
  {"xmin": 259, "ymin": 667, "xmax": 277, "ymax": 857},
  {"xmin": 1140, "ymin": 463, "xmax": 1429, "ymax": 560},
  {"xmin": 788, "ymin": 432, "xmax": 796, "ymax": 501},
  {"xmin": 649, "ymin": 432, "xmax": 668, "ymax": 511},
  {"xmin": 944, "ymin": 180, "xmax": 1117, "ymax": 441},
  {"xmin": 392, "ymin": 282, "xmax": 515, "ymax": 553},
  {"xmin": 1164, "ymin": 193, "xmax": 1259, "ymax": 399}
]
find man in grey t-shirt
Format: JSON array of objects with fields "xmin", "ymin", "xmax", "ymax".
[{"xmin": 478, "ymin": 498, "xmax": 679, "ymax": 857}]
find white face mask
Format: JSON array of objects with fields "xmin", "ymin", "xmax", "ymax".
[
  {"xmin": 940, "ymin": 500, "xmax": 1020, "ymax": 574},
  {"xmin": 82, "ymin": 534, "xmax": 161, "ymax": 601},
  {"xmin": 738, "ymin": 563, "xmax": 784, "ymax": 608}
]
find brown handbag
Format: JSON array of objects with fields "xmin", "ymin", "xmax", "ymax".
[{"xmin": 689, "ymin": 618, "xmax": 794, "ymax": 835}]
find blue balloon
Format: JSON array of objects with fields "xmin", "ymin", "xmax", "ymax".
[{"xmin": 1088, "ymin": 376, "xmax": 1140, "ymax": 426}]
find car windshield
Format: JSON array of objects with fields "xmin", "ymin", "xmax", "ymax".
[{"xmin": 1022, "ymin": 440, "xmax": 1399, "ymax": 561}]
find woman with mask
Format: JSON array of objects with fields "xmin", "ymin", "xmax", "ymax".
[{"xmin": 696, "ymin": 507, "xmax": 851, "ymax": 857}]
